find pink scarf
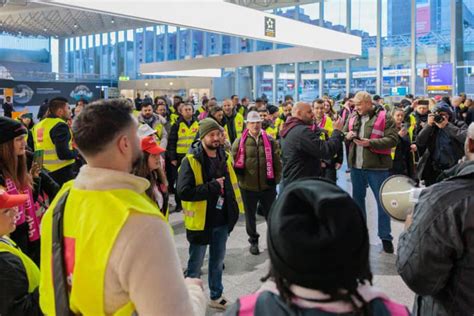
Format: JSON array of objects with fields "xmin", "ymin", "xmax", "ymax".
[
  {"xmin": 5, "ymin": 178, "xmax": 40, "ymax": 242},
  {"xmin": 319, "ymin": 115, "xmax": 327, "ymax": 128},
  {"xmin": 234, "ymin": 129, "xmax": 274, "ymax": 181}
]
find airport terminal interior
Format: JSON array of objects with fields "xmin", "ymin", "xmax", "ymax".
[{"xmin": 0, "ymin": 0, "xmax": 473, "ymax": 315}]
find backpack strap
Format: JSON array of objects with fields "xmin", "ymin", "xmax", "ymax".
[
  {"xmin": 238, "ymin": 293, "xmax": 260, "ymax": 316},
  {"xmin": 52, "ymin": 190, "xmax": 76, "ymax": 316}
]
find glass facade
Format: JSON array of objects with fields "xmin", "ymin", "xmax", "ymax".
[{"xmin": 1, "ymin": 0, "xmax": 471, "ymax": 98}]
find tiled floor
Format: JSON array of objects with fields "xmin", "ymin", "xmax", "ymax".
[{"xmin": 169, "ymin": 167, "xmax": 415, "ymax": 315}]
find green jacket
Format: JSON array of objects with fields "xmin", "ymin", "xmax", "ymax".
[
  {"xmin": 231, "ymin": 132, "xmax": 282, "ymax": 192},
  {"xmin": 343, "ymin": 106, "xmax": 399, "ymax": 170}
]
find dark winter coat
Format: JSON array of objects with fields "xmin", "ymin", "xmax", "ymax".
[
  {"xmin": 397, "ymin": 161, "xmax": 474, "ymax": 316},
  {"xmin": 177, "ymin": 142, "xmax": 241, "ymax": 244},
  {"xmin": 280, "ymin": 117, "xmax": 343, "ymax": 184},
  {"xmin": 231, "ymin": 132, "xmax": 282, "ymax": 192}
]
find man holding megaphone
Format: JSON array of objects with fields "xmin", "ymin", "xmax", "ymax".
[{"xmin": 396, "ymin": 123, "xmax": 474, "ymax": 316}]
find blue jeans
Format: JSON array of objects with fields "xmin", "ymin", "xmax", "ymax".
[
  {"xmin": 186, "ymin": 225, "xmax": 228, "ymax": 300},
  {"xmin": 350, "ymin": 168, "xmax": 392, "ymax": 241}
]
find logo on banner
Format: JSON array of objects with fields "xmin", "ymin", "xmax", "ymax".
[
  {"xmin": 265, "ymin": 17, "xmax": 276, "ymax": 37},
  {"xmin": 13, "ymin": 84, "xmax": 34, "ymax": 104},
  {"xmin": 70, "ymin": 85, "xmax": 93, "ymax": 101}
]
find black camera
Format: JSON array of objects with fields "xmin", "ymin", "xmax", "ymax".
[{"xmin": 434, "ymin": 113, "xmax": 445, "ymax": 124}]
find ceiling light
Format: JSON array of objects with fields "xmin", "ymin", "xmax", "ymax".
[
  {"xmin": 74, "ymin": 24, "xmax": 78, "ymax": 28},
  {"xmin": 111, "ymin": 19, "xmax": 115, "ymax": 24},
  {"xmin": 169, "ymin": 82, "xmax": 174, "ymax": 86},
  {"xmin": 144, "ymin": 82, "xmax": 149, "ymax": 86},
  {"xmin": 43, "ymin": 28, "xmax": 48, "ymax": 32}
]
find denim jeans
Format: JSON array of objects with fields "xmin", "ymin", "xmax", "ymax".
[
  {"xmin": 350, "ymin": 168, "xmax": 392, "ymax": 241},
  {"xmin": 185, "ymin": 225, "xmax": 228, "ymax": 300}
]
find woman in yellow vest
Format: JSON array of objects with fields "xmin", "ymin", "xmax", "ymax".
[
  {"xmin": 312, "ymin": 99, "xmax": 343, "ymax": 183},
  {"xmin": 133, "ymin": 136, "xmax": 169, "ymax": 221},
  {"xmin": 0, "ymin": 189, "xmax": 41, "ymax": 316},
  {"xmin": 390, "ymin": 108, "xmax": 415, "ymax": 179}
]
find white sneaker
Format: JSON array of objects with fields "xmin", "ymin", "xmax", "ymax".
[{"xmin": 208, "ymin": 296, "xmax": 229, "ymax": 310}]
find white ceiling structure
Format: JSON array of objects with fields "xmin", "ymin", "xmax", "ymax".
[
  {"xmin": 0, "ymin": 0, "xmax": 153, "ymax": 37},
  {"xmin": 1, "ymin": 0, "xmax": 360, "ymax": 77}
]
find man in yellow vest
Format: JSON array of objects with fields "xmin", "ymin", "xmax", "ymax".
[
  {"xmin": 177, "ymin": 118, "xmax": 244, "ymax": 311},
  {"xmin": 137, "ymin": 102, "xmax": 168, "ymax": 149},
  {"xmin": 39, "ymin": 99, "xmax": 206, "ymax": 315},
  {"xmin": 168, "ymin": 102, "xmax": 199, "ymax": 212},
  {"xmin": 0, "ymin": 189, "xmax": 41, "ymax": 315},
  {"xmin": 33, "ymin": 97, "xmax": 77, "ymax": 186},
  {"xmin": 222, "ymin": 98, "xmax": 245, "ymax": 145},
  {"xmin": 258, "ymin": 108, "xmax": 278, "ymax": 139}
]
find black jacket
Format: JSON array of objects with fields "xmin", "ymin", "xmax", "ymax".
[
  {"xmin": 177, "ymin": 142, "xmax": 241, "ymax": 244},
  {"xmin": 0, "ymin": 249, "xmax": 41, "ymax": 316},
  {"xmin": 416, "ymin": 120, "xmax": 467, "ymax": 185},
  {"xmin": 391, "ymin": 133, "xmax": 415, "ymax": 179},
  {"xmin": 2, "ymin": 102, "xmax": 14, "ymax": 118},
  {"xmin": 397, "ymin": 161, "xmax": 474, "ymax": 316},
  {"xmin": 280, "ymin": 118, "xmax": 343, "ymax": 184}
]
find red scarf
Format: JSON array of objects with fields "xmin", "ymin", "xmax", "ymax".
[
  {"xmin": 5, "ymin": 178, "xmax": 40, "ymax": 242},
  {"xmin": 234, "ymin": 129, "xmax": 274, "ymax": 181}
]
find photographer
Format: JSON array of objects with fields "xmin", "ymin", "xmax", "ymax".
[
  {"xmin": 416, "ymin": 101, "xmax": 467, "ymax": 186},
  {"xmin": 397, "ymin": 123, "xmax": 474, "ymax": 315}
]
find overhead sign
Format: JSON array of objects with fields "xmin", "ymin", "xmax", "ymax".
[
  {"xmin": 391, "ymin": 86, "xmax": 408, "ymax": 96},
  {"xmin": 427, "ymin": 63, "xmax": 453, "ymax": 90},
  {"xmin": 265, "ymin": 17, "xmax": 276, "ymax": 37}
]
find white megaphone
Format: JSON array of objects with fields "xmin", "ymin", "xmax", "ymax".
[{"xmin": 379, "ymin": 175, "xmax": 424, "ymax": 222}]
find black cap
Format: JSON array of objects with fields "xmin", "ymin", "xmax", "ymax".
[
  {"xmin": 373, "ymin": 95, "xmax": 382, "ymax": 101},
  {"xmin": 0, "ymin": 117, "xmax": 27, "ymax": 144},
  {"xmin": 256, "ymin": 98, "xmax": 264, "ymax": 103},
  {"xmin": 267, "ymin": 178, "xmax": 370, "ymax": 290}
]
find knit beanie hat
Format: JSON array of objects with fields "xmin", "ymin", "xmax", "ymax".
[
  {"xmin": 199, "ymin": 118, "xmax": 222, "ymax": 138},
  {"xmin": 0, "ymin": 117, "xmax": 27, "ymax": 144},
  {"xmin": 433, "ymin": 101, "xmax": 453, "ymax": 119},
  {"xmin": 267, "ymin": 178, "xmax": 371, "ymax": 290}
]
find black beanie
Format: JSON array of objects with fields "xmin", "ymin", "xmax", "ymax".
[
  {"xmin": 267, "ymin": 178, "xmax": 371, "ymax": 290},
  {"xmin": 0, "ymin": 117, "xmax": 27, "ymax": 144}
]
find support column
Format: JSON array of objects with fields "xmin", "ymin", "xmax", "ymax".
[
  {"xmin": 164, "ymin": 26, "xmax": 169, "ymax": 61},
  {"xmin": 153, "ymin": 26, "xmax": 157, "ymax": 62},
  {"xmin": 132, "ymin": 29, "xmax": 137, "ymax": 79},
  {"xmin": 319, "ymin": 1, "xmax": 325, "ymax": 98},
  {"xmin": 58, "ymin": 37, "xmax": 66, "ymax": 74},
  {"xmin": 345, "ymin": 0, "xmax": 352, "ymax": 96},
  {"xmin": 124, "ymin": 31, "xmax": 128, "ymax": 77},
  {"xmin": 295, "ymin": 62, "xmax": 300, "ymax": 101},
  {"xmin": 375, "ymin": 0, "xmax": 382, "ymax": 95},
  {"xmin": 451, "ymin": 0, "xmax": 463, "ymax": 95},
  {"xmin": 410, "ymin": 0, "xmax": 416, "ymax": 95},
  {"xmin": 272, "ymin": 64, "xmax": 277, "ymax": 104},
  {"xmin": 253, "ymin": 65, "xmax": 258, "ymax": 100}
]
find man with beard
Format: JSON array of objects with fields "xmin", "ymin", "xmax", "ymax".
[
  {"xmin": 33, "ymin": 97, "xmax": 78, "ymax": 185},
  {"xmin": 39, "ymin": 99, "xmax": 206, "ymax": 315},
  {"xmin": 222, "ymin": 99, "xmax": 245, "ymax": 145},
  {"xmin": 178, "ymin": 118, "xmax": 244, "ymax": 311},
  {"xmin": 280, "ymin": 102, "xmax": 344, "ymax": 188},
  {"xmin": 137, "ymin": 102, "xmax": 168, "ymax": 149},
  {"xmin": 258, "ymin": 108, "xmax": 278, "ymax": 139}
]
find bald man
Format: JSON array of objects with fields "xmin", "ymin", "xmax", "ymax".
[{"xmin": 279, "ymin": 102, "xmax": 344, "ymax": 187}]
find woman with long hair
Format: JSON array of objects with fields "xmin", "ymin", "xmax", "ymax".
[
  {"xmin": 323, "ymin": 98, "xmax": 339, "ymax": 121},
  {"xmin": 0, "ymin": 117, "xmax": 41, "ymax": 265},
  {"xmin": 133, "ymin": 136, "xmax": 169, "ymax": 220}
]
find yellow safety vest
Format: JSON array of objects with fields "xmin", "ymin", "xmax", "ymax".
[
  {"xmin": 170, "ymin": 113, "xmax": 179, "ymax": 126},
  {"xmin": 140, "ymin": 122, "xmax": 164, "ymax": 142},
  {"xmin": 177, "ymin": 120, "xmax": 199, "ymax": 154},
  {"xmin": 181, "ymin": 153, "xmax": 244, "ymax": 231},
  {"xmin": 265, "ymin": 125, "xmax": 278, "ymax": 139},
  {"xmin": 197, "ymin": 106, "xmax": 205, "ymax": 115},
  {"xmin": 40, "ymin": 182, "xmax": 166, "ymax": 315},
  {"xmin": 224, "ymin": 113, "xmax": 245, "ymax": 140},
  {"xmin": 408, "ymin": 114, "xmax": 416, "ymax": 142},
  {"xmin": 33, "ymin": 118, "xmax": 74, "ymax": 172},
  {"xmin": 317, "ymin": 115, "xmax": 334, "ymax": 140},
  {"xmin": 0, "ymin": 236, "xmax": 40, "ymax": 293},
  {"xmin": 132, "ymin": 110, "xmax": 141, "ymax": 118},
  {"xmin": 275, "ymin": 117, "xmax": 286, "ymax": 135}
]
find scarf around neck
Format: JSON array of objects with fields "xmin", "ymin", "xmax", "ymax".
[{"xmin": 234, "ymin": 129, "xmax": 274, "ymax": 181}]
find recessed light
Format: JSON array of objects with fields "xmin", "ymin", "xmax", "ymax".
[
  {"xmin": 111, "ymin": 19, "xmax": 115, "ymax": 24},
  {"xmin": 74, "ymin": 24, "xmax": 78, "ymax": 28}
]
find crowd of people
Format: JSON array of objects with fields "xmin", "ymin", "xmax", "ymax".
[{"xmin": 0, "ymin": 90, "xmax": 473, "ymax": 315}]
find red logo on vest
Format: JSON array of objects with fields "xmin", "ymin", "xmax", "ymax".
[
  {"xmin": 37, "ymin": 128, "xmax": 44, "ymax": 143},
  {"xmin": 64, "ymin": 237, "xmax": 76, "ymax": 291}
]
